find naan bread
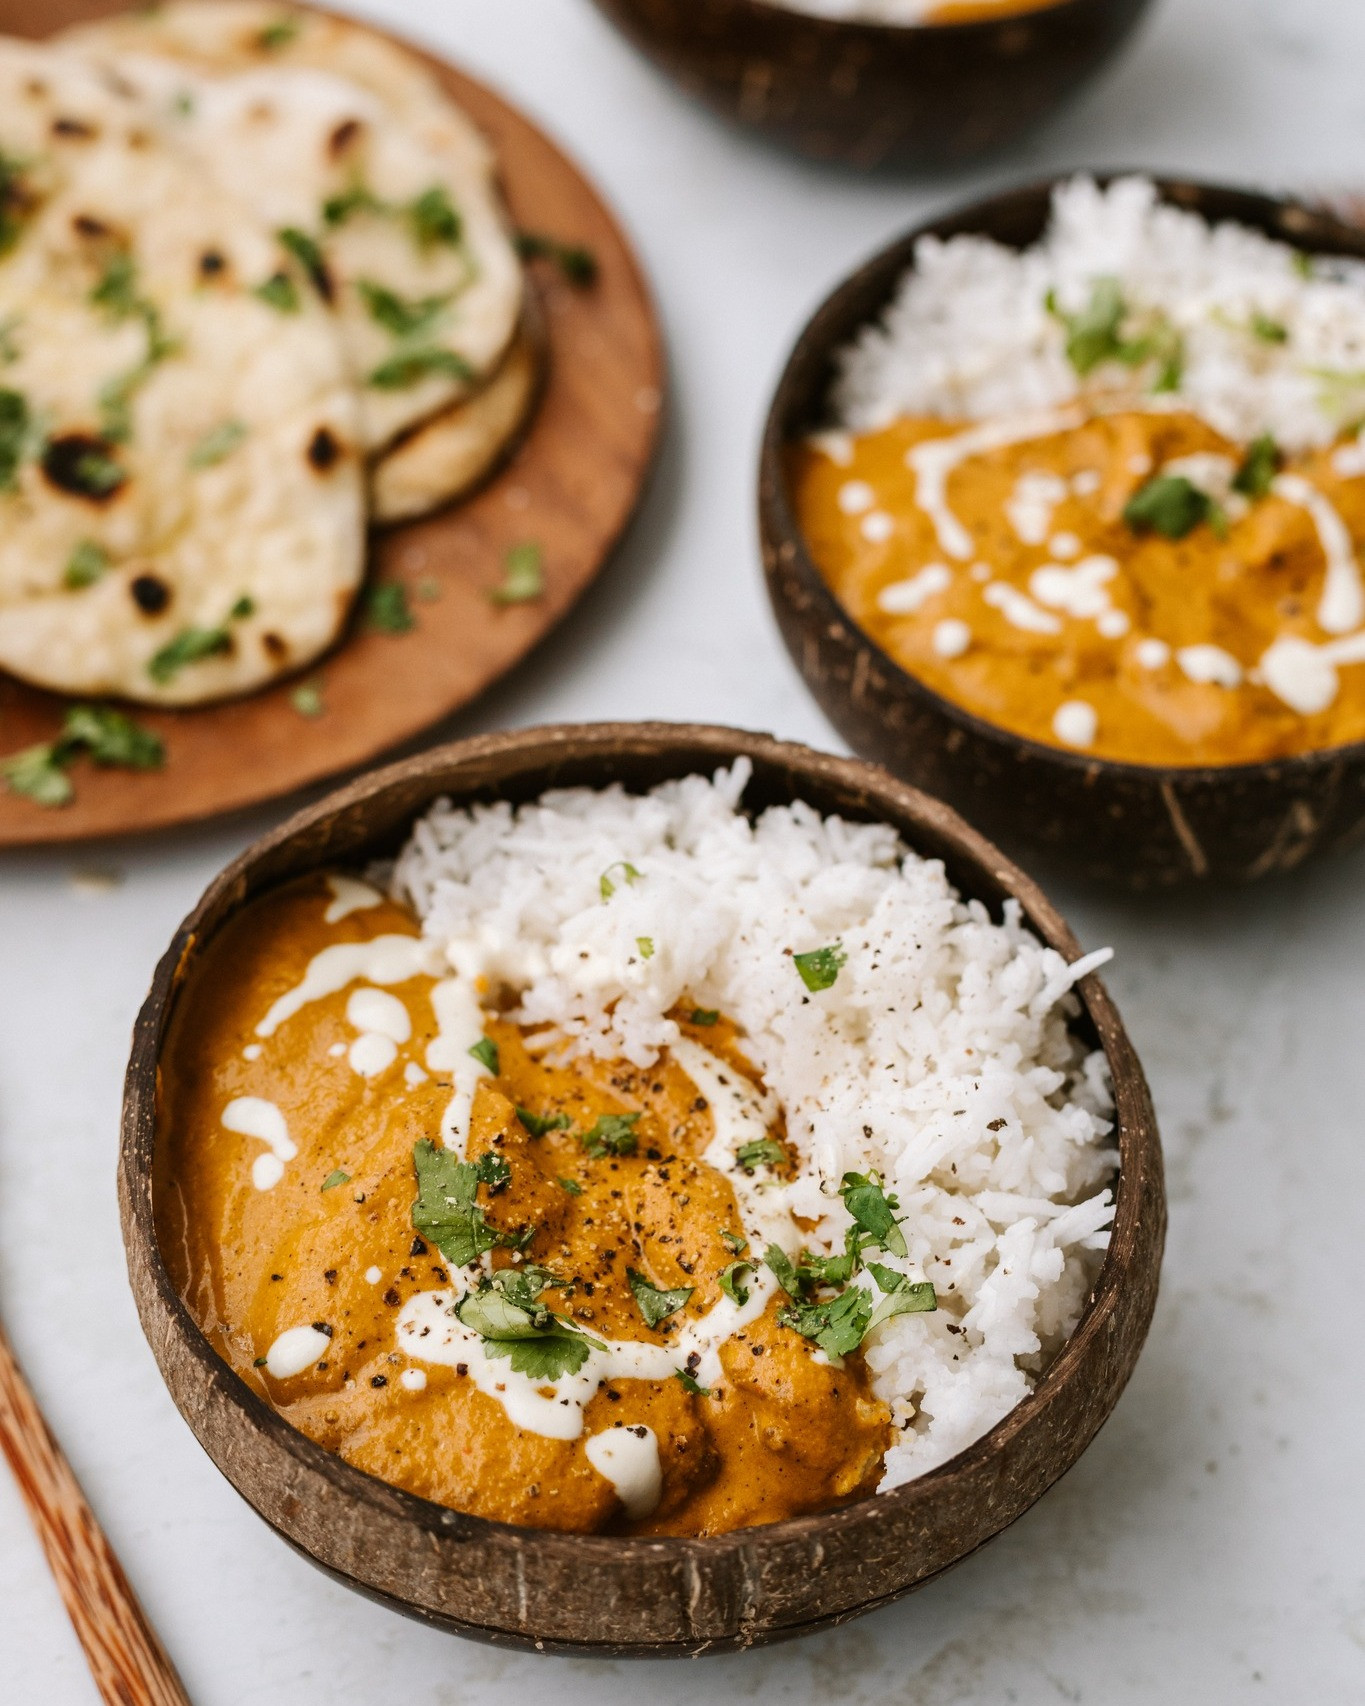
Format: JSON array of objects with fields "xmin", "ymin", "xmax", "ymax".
[
  {"xmin": 64, "ymin": 2, "xmax": 525, "ymax": 459},
  {"xmin": 371, "ymin": 295, "xmax": 546, "ymax": 525},
  {"xmin": 0, "ymin": 39, "xmax": 364, "ymax": 706}
]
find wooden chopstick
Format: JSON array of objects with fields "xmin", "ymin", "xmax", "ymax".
[{"xmin": 0, "ymin": 1320, "xmax": 191, "ymax": 1706}]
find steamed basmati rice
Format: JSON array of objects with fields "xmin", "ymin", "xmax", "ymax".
[
  {"xmin": 834, "ymin": 174, "xmax": 1365, "ymax": 454},
  {"xmin": 389, "ymin": 760, "xmax": 1117, "ymax": 1488}
]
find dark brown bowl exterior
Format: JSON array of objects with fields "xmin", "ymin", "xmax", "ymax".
[
  {"xmin": 121, "ymin": 723, "xmax": 1163, "ymax": 1654},
  {"xmin": 588, "ymin": 0, "xmax": 1153, "ymax": 169},
  {"xmin": 761, "ymin": 177, "xmax": 1365, "ymax": 888}
]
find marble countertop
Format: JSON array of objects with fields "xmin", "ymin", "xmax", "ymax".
[{"xmin": 4, "ymin": 0, "xmax": 1365, "ymax": 1699}]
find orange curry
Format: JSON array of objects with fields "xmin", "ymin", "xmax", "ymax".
[
  {"xmin": 790, "ymin": 408, "xmax": 1365, "ymax": 766},
  {"xmin": 156, "ymin": 875, "xmax": 891, "ymax": 1536}
]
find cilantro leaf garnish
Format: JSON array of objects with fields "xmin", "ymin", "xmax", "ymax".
[
  {"xmin": 0, "ymin": 387, "xmax": 28, "ymax": 489},
  {"xmin": 1123, "ymin": 474, "xmax": 1214, "ymax": 540},
  {"xmin": 636, "ymin": 936, "xmax": 654, "ymax": 960},
  {"xmin": 517, "ymin": 1107, "xmax": 572, "ymax": 1139},
  {"xmin": 0, "ymin": 743, "xmax": 73, "ymax": 806},
  {"xmin": 599, "ymin": 860, "xmax": 641, "ymax": 900},
  {"xmin": 322, "ymin": 182, "xmax": 387, "ymax": 227},
  {"xmin": 0, "ymin": 152, "xmax": 33, "ymax": 258},
  {"xmin": 580, "ymin": 1112, "xmax": 639, "ymax": 1157},
  {"xmin": 718, "ymin": 1261, "xmax": 753, "ymax": 1306},
  {"xmin": 840, "ymin": 1170, "xmax": 908, "ymax": 1258},
  {"xmin": 556, "ymin": 1175, "xmax": 582, "ymax": 1196},
  {"xmin": 675, "ymin": 1366, "xmax": 711, "ymax": 1396},
  {"xmin": 792, "ymin": 943, "xmax": 846, "ymax": 992},
  {"xmin": 364, "ymin": 581, "xmax": 414, "ymax": 633},
  {"xmin": 64, "ymin": 539, "xmax": 109, "ymax": 589},
  {"xmin": 277, "ymin": 227, "xmax": 330, "ymax": 299},
  {"xmin": 735, "ymin": 1138, "xmax": 784, "ymax": 1174},
  {"xmin": 356, "ymin": 279, "xmax": 452, "ymax": 338},
  {"xmin": 1233, "ymin": 432, "xmax": 1281, "ymax": 500},
  {"xmin": 188, "ymin": 419, "xmax": 247, "ymax": 469},
  {"xmin": 1251, "ymin": 313, "xmax": 1289, "ymax": 344},
  {"xmin": 320, "ymin": 1169, "xmax": 350, "ymax": 1191},
  {"xmin": 1, "ymin": 704, "xmax": 163, "ymax": 807},
  {"xmin": 468, "ymin": 1036, "xmax": 499, "ymax": 1074},
  {"xmin": 290, "ymin": 679, "xmax": 324, "ymax": 717},
  {"xmin": 763, "ymin": 1243, "xmax": 801, "ymax": 1298},
  {"xmin": 410, "ymin": 1138, "xmax": 519, "ymax": 1268},
  {"xmin": 778, "ymin": 1286, "xmax": 872, "ymax": 1359},
  {"xmin": 256, "ymin": 16, "xmax": 300, "ymax": 51},
  {"xmin": 368, "ymin": 346, "xmax": 474, "ymax": 389},
  {"xmin": 457, "ymin": 1268, "xmax": 602, "ymax": 1380},
  {"xmin": 491, "ymin": 541, "xmax": 544, "ymax": 605},
  {"xmin": 474, "ymin": 1151, "xmax": 511, "ymax": 1194},
  {"xmin": 864, "ymin": 1263, "xmax": 938, "ymax": 1331},
  {"xmin": 407, "ymin": 185, "xmax": 462, "ymax": 250},
  {"xmin": 689, "ymin": 1008, "xmax": 719, "ymax": 1026},
  {"xmin": 254, "ymin": 271, "xmax": 300, "ymax": 314},
  {"xmin": 148, "ymin": 597, "xmax": 253, "ymax": 683},
  {"xmin": 515, "ymin": 231, "xmax": 598, "ymax": 288},
  {"xmin": 627, "ymin": 1267, "xmax": 693, "ymax": 1327},
  {"xmin": 1046, "ymin": 277, "xmax": 1184, "ymax": 390},
  {"xmin": 719, "ymin": 1229, "xmax": 748, "ymax": 1256},
  {"xmin": 89, "ymin": 251, "xmax": 141, "ymax": 321}
]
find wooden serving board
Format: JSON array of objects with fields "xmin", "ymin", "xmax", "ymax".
[{"xmin": 0, "ymin": 1, "xmax": 664, "ymax": 847}]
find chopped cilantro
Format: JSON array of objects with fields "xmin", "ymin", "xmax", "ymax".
[
  {"xmin": 147, "ymin": 598, "xmax": 252, "ymax": 683},
  {"xmin": 69, "ymin": 445, "xmax": 125, "ymax": 496},
  {"xmin": 792, "ymin": 942, "xmax": 846, "ymax": 992},
  {"xmin": 1293, "ymin": 250, "xmax": 1314, "ymax": 280},
  {"xmin": 580, "ymin": 1112, "xmax": 639, "ymax": 1158},
  {"xmin": 64, "ymin": 539, "xmax": 109, "ymax": 589},
  {"xmin": 322, "ymin": 182, "xmax": 387, "ymax": 227},
  {"xmin": 1, "ymin": 703, "xmax": 163, "ymax": 807},
  {"xmin": 517, "ymin": 1107, "xmax": 572, "ymax": 1139},
  {"xmin": 254, "ymin": 271, "xmax": 300, "ymax": 314},
  {"xmin": 0, "ymin": 743, "xmax": 73, "ymax": 806},
  {"xmin": 468, "ymin": 1036, "xmax": 500, "ymax": 1074},
  {"xmin": 320, "ymin": 1169, "xmax": 350, "ymax": 1191},
  {"xmin": 689, "ymin": 1008, "xmax": 719, "ymax": 1026},
  {"xmin": 864, "ymin": 1262, "xmax": 938, "ymax": 1331},
  {"xmin": 735, "ymin": 1138, "xmax": 784, "ymax": 1174},
  {"xmin": 188, "ymin": 419, "xmax": 247, "ymax": 469},
  {"xmin": 256, "ymin": 16, "xmax": 300, "ymax": 50},
  {"xmin": 1233, "ymin": 432, "xmax": 1281, "ymax": 500},
  {"xmin": 0, "ymin": 152, "xmax": 32, "ymax": 257},
  {"xmin": 457, "ymin": 1268, "xmax": 603, "ymax": 1380},
  {"xmin": 626, "ymin": 1267, "xmax": 693, "ymax": 1328},
  {"xmin": 490, "ymin": 541, "xmax": 544, "ymax": 605},
  {"xmin": 675, "ymin": 1366, "xmax": 711, "ymax": 1396},
  {"xmin": 778, "ymin": 1286, "xmax": 872, "ymax": 1359},
  {"xmin": 367, "ymin": 346, "xmax": 473, "ymax": 389},
  {"xmin": 556, "ymin": 1175, "xmax": 583, "ymax": 1196},
  {"xmin": 515, "ymin": 231, "xmax": 598, "ymax": 288},
  {"xmin": 474, "ymin": 1151, "xmax": 511, "ymax": 1194},
  {"xmin": 0, "ymin": 388, "xmax": 31, "ymax": 489},
  {"xmin": 636, "ymin": 936, "xmax": 654, "ymax": 960},
  {"xmin": 718, "ymin": 1261, "xmax": 753, "ymax": 1306},
  {"xmin": 1123, "ymin": 474, "xmax": 1214, "ymax": 540},
  {"xmin": 278, "ymin": 226, "xmax": 330, "ymax": 297},
  {"xmin": 411, "ymin": 1137, "xmax": 519, "ymax": 1268},
  {"xmin": 253, "ymin": 1355, "xmax": 268, "ymax": 1368},
  {"xmin": 290, "ymin": 679, "xmax": 325, "ymax": 718},
  {"xmin": 356, "ymin": 279, "xmax": 451, "ymax": 338},
  {"xmin": 364, "ymin": 581, "xmax": 414, "ymax": 633},
  {"xmin": 763, "ymin": 1243, "xmax": 801, "ymax": 1298},
  {"xmin": 599, "ymin": 860, "xmax": 641, "ymax": 900},
  {"xmin": 1046, "ymin": 277, "xmax": 1184, "ymax": 390},
  {"xmin": 89, "ymin": 251, "xmax": 140, "ymax": 321},
  {"xmin": 0, "ymin": 315, "xmax": 19, "ymax": 364},
  {"xmin": 719, "ymin": 1229, "xmax": 748, "ymax": 1256},
  {"xmin": 407, "ymin": 185, "xmax": 462, "ymax": 249},
  {"xmin": 840, "ymin": 1170, "xmax": 908, "ymax": 1258},
  {"xmin": 1251, "ymin": 313, "xmax": 1289, "ymax": 344}
]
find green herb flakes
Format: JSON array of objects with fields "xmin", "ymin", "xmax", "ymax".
[
  {"xmin": 763, "ymin": 1243, "xmax": 801, "ymax": 1298},
  {"xmin": 636, "ymin": 936, "xmax": 654, "ymax": 960},
  {"xmin": 581, "ymin": 1112, "xmax": 640, "ymax": 1158},
  {"xmin": 840, "ymin": 1170, "xmax": 908, "ymax": 1258},
  {"xmin": 64, "ymin": 539, "xmax": 109, "ymax": 589},
  {"xmin": 0, "ymin": 387, "xmax": 29, "ymax": 489},
  {"xmin": 599, "ymin": 860, "xmax": 641, "ymax": 900},
  {"xmin": 1, "ymin": 703, "xmax": 163, "ymax": 807},
  {"xmin": 0, "ymin": 743, "xmax": 73, "ymax": 806},
  {"xmin": 627, "ymin": 1267, "xmax": 693, "ymax": 1328},
  {"xmin": 515, "ymin": 231, "xmax": 599, "ymax": 288},
  {"xmin": 792, "ymin": 942, "xmax": 846, "ymax": 992},
  {"xmin": 674, "ymin": 1366, "xmax": 711, "ymax": 1396},
  {"xmin": 364, "ymin": 581, "xmax": 414, "ymax": 634},
  {"xmin": 474, "ymin": 1151, "xmax": 511, "ymax": 1193},
  {"xmin": 556, "ymin": 1175, "xmax": 583, "ymax": 1196},
  {"xmin": 735, "ymin": 1138, "xmax": 784, "ymax": 1174},
  {"xmin": 70, "ymin": 445, "xmax": 125, "ymax": 496},
  {"xmin": 356, "ymin": 279, "xmax": 451, "ymax": 338},
  {"xmin": 321, "ymin": 1169, "xmax": 350, "ymax": 1192},
  {"xmin": 490, "ymin": 541, "xmax": 544, "ymax": 605},
  {"xmin": 323, "ymin": 182, "xmax": 386, "ymax": 227},
  {"xmin": 410, "ymin": 1137, "xmax": 518, "ymax": 1269},
  {"xmin": 368, "ymin": 346, "xmax": 473, "ymax": 390},
  {"xmin": 1233, "ymin": 432, "xmax": 1281, "ymax": 499},
  {"xmin": 147, "ymin": 595, "xmax": 253, "ymax": 683},
  {"xmin": 188, "ymin": 419, "xmax": 247, "ymax": 469},
  {"xmin": 1251, "ymin": 313, "xmax": 1289, "ymax": 344},
  {"xmin": 278, "ymin": 226, "xmax": 330, "ymax": 297},
  {"xmin": 257, "ymin": 16, "xmax": 300, "ymax": 50},
  {"xmin": 689, "ymin": 1008, "xmax": 719, "ymax": 1026},
  {"xmin": 407, "ymin": 185, "xmax": 462, "ymax": 250},
  {"xmin": 518, "ymin": 1107, "xmax": 572, "ymax": 1138},
  {"xmin": 468, "ymin": 1036, "xmax": 500, "ymax": 1075},
  {"xmin": 719, "ymin": 1229, "xmax": 748, "ymax": 1256},
  {"xmin": 0, "ymin": 153, "xmax": 32, "ymax": 257},
  {"xmin": 290, "ymin": 679, "xmax": 325, "ymax": 718},
  {"xmin": 1123, "ymin": 474, "xmax": 1214, "ymax": 540},
  {"xmin": 254, "ymin": 271, "xmax": 300, "ymax": 314},
  {"xmin": 456, "ymin": 1268, "xmax": 603, "ymax": 1381},
  {"xmin": 718, "ymin": 1261, "xmax": 753, "ymax": 1306},
  {"xmin": 778, "ymin": 1286, "xmax": 873, "ymax": 1360},
  {"xmin": 89, "ymin": 251, "xmax": 140, "ymax": 321},
  {"xmin": 1046, "ymin": 277, "xmax": 1184, "ymax": 390}
]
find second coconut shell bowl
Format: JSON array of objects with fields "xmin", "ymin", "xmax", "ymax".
[
  {"xmin": 588, "ymin": 0, "xmax": 1154, "ymax": 170},
  {"xmin": 121, "ymin": 723, "xmax": 1163, "ymax": 1654},
  {"xmin": 760, "ymin": 176, "xmax": 1365, "ymax": 888}
]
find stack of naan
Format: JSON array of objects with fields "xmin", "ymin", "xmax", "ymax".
[{"xmin": 0, "ymin": 3, "xmax": 536, "ymax": 706}]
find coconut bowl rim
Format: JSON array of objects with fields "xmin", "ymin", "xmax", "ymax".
[
  {"xmin": 759, "ymin": 170, "xmax": 1365, "ymax": 790},
  {"xmin": 120, "ymin": 721, "xmax": 1162, "ymax": 1641}
]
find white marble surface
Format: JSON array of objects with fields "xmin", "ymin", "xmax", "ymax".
[{"xmin": 4, "ymin": 0, "xmax": 1365, "ymax": 1698}]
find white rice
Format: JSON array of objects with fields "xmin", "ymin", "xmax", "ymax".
[
  {"xmin": 770, "ymin": 0, "xmax": 1017, "ymax": 21},
  {"xmin": 834, "ymin": 174, "xmax": 1365, "ymax": 453},
  {"xmin": 389, "ymin": 760, "xmax": 1117, "ymax": 1488}
]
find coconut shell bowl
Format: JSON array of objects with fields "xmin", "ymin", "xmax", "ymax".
[
  {"xmin": 121, "ymin": 722, "xmax": 1164, "ymax": 1654},
  {"xmin": 760, "ymin": 177, "xmax": 1365, "ymax": 889},
  {"xmin": 587, "ymin": 0, "xmax": 1154, "ymax": 170}
]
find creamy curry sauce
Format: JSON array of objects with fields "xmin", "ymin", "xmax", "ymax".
[
  {"xmin": 156, "ymin": 874, "xmax": 890, "ymax": 1536},
  {"xmin": 791, "ymin": 407, "xmax": 1365, "ymax": 765}
]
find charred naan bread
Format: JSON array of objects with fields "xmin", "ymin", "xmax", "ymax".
[
  {"xmin": 0, "ymin": 39, "xmax": 364, "ymax": 705},
  {"xmin": 64, "ymin": 2, "xmax": 527, "ymax": 464}
]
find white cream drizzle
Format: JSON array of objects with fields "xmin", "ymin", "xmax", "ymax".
[
  {"xmin": 345, "ymin": 987, "xmax": 412, "ymax": 1079},
  {"xmin": 905, "ymin": 408, "xmax": 1084, "ymax": 561},
  {"xmin": 1136, "ymin": 637, "xmax": 1171, "ymax": 669},
  {"xmin": 932, "ymin": 618, "xmax": 972, "ymax": 659},
  {"xmin": 877, "ymin": 564, "xmax": 951, "ymax": 615},
  {"xmin": 837, "ymin": 479, "xmax": 875, "ymax": 515},
  {"xmin": 584, "ymin": 1426, "xmax": 662, "ymax": 1519},
  {"xmin": 1029, "ymin": 554, "xmax": 1119, "ymax": 621},
  {"xmin": 983, "ymin": 581, "xmax": 1062, "ymax": 635},
  {"xmin": 1259, "ymin": 629, "xmax": 1365, "ymax": 714},
  {"xmin": 255, "ymin": 936, "xmax": 441, "ymax": 1037},
  {"xmin": 1271, "ymin": 473, "xmax": 1364, "ymax": 635},
  {"xmin": 1053, "ymin": 701, "xmax": 1098, "ymax": 748},
  {"xmin": 242, "ymin": 1043, "xmax": 262, "ymax": 1062},
  {"xmin": 860, "ymin": 511, "xmax": 895, "ymax": 543},
  {"xmin": 1177, "ymin": 644, "xmax": 1243, "ymax": 689},
  {"xmin": 265, "ymin": 1324, "xmax": 331, "ymax": 1379},
  {"xmin": 400, "ymin": 1368, "xmax": 427, "ymax": 1392},
  {"xmin": 425, "ymin": 976, "xmax": 491, "ymax": 1155},
  {"xmin": 1004, "ymin": 470, "xmax": 1068, "ymax": 546},
  {"xmin": 349, "ymin": 1033, "xmax": 398, "ymax": 1077},
  {"xmin": 324, "ymin": 875, "xmax": 384, "ymax": 924},
  {"xmin": 221, "ymin": 1096, "xmax": 296, "ymax": 1191}
]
